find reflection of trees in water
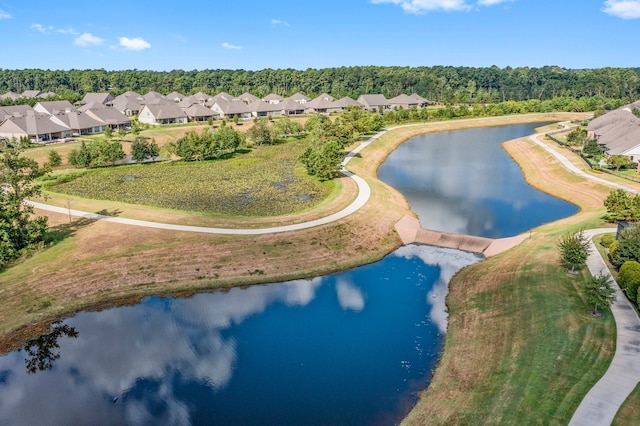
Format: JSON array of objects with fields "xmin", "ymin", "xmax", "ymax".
[{"xmin": 22, "ymin": 321, "xmax": 78, "ymax": 374}]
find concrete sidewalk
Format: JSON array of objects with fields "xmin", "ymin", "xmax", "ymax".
[{"xmin": 569, "ymin": 228, "xmax": 640, "ymax": 426}]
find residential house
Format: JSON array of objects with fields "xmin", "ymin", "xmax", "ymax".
[
  {"xmin": 332, "ymin": 96, "xmax": 363, "ymax": 111},
  {"xmin": 211, "ymin": 99, "xmax": 252, "ymax": 120},
  {"xmin": 33, "ymin": 100, "xmax": 76, "ymax": 115},
  {"xmin": 357, "ymin": 94, "xmax": 390, "ymax": 111},
  {"xmin": 278, "ymin": 98, "xmax": 306, "ymax": 115},
  {"xmin": 0, "ymin": 105, "xmax": 36, "ymax": 120},
  {"xmin": 80, "ymin": 92, "xmax": 114, "ymax": 106},
  {"xmin": 288, "ymin": 93, "xmax": 312, "ymax": 104},
  {"xmin": 20, "ymin": 90, "xmax": 43, "ymax": 99},
  {"xmin": 0, "ymin": 92, "xmax": 20, "ymax": 101},
  {"xmin": 166, "ymin": 91, "xmax": 186, "ymax": 103},
  {"xmin": 138, "ymin": 103, "xmax": 188, "ymax": 125},
  {"xmin": 410, "ymin": 93, "xmax": 431, "ymax": 107},
  {"xmin": 182, "ymin": 103, "xmax": 218, "ymax": 122},
  {"xmin": 263, "ymin": 94, "xmax": 285, "ymax": 105},
  {"xmin": 388, "ymin": 94, "xmax": 420, "ymax": 110},
  {"xmin": 0, "ymin": 112, "xmax": 71, "ymax": 143},
  {"xmin": 587, "ymin": 103, "xmax": 640, "ymax": 162},
  {"xmin": 239, "ymin": 92, "xmax": 260, "ymax": 104},
  {"xmin": 49, "ymin": 110, "xmax": 106, "ymax": 136},
  {"xmin": 304, "ymin": 97, "xmax": 339, "ymax": 115},
  {"xmin": 142, "ymin": 90, "xmax": 165, "ymax": 102},
  {"xmin": 249, "ymin": 100, "xmax": 283, "ymax": 117},
  {"xmin": 112, "ymin": 97, "xmax": 142, "ymax": 116},
  {"xmin": 85, "ymin": 107, "xmax": 131, "ymax": 129}
]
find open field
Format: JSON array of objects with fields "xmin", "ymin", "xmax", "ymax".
[{"xmin": 2, "ymin": 112, "xmax": 634, "ymax": 424}]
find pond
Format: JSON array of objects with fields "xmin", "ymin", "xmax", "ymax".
[
  {"xmin": 0, "ymin": 122, "xmax": 578, "ymax": 425},
  {"xmin": 0, "ymin": 245, "xmax": 482, "ymax": 426},
  {"xmin": 378, "ymin": 123, "xmax": 579, "ymax": 238}
]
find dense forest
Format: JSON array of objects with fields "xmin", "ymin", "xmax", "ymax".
[{"xmin": 0, "ymin": 66, "xmax": 639, "ymax": 105}]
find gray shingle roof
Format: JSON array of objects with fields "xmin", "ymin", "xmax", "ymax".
[
  {"xmin": 141, "ymin": 103, "xmax": 187, "ymax": 120},
  {"xmin": 81, "ymin": 93, "xmax": 114, "ymax": 105},
  {"xmin": 85, "ymin": 107, "xmax": 131, "ymax": 126}
]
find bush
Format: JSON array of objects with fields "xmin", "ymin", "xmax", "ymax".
[
  {"xmin": 611, "ymin": 225, "xmax": 640, "ymax": 266},
  {"xmin": 618, "ymin": 261, "xmax": 640, "ymax": 299},
  {"xmin": 609, "ymin": 240, "xmax": 619, "ymax": 263},
  {"xmin": 600, "ymin": 233, "xmax": 615, "ymax": 248}
]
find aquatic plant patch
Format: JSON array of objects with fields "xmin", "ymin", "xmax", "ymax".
[{"xmin": 47, "ymin": 141, "xmax": 330, "ymax": 217}]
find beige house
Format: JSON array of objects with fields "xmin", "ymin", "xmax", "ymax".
[
  {"xmin": 0, "ymin": 112, "xmax": 71, "ymax": 143},
  {"xmin": 138, "ymin": 104, "xmax": 188, "ymax": 125},
  {"xmin": 357, "ymin": 94, "xmax": 390, "ymax": 111}
]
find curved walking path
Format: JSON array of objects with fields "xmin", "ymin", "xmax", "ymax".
[{"xmin": 569, "ymin": 228, "xmax": 640, "ymax": 426}]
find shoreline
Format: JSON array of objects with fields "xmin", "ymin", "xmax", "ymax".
[{"xmin": 0, "ymin": 113, "xmax": 587, "ymax": 352}]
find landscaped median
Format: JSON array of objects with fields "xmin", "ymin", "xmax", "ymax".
[{"xmin": 0, "ymin": 113, "xmax": 622, "ymax": 424}]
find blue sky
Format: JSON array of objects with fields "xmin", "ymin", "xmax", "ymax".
[{"xmin": 0, "ymin": 0, "xmax": 638, "ymax": 71}]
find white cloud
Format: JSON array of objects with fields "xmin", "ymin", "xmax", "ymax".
[
  {"xmin": 57, "ymin": 27, "xmax": 78, "ymax": 35},
  {"xmin": 336, "ymin": 280, "xmax": 365, "ymax": 312},
  {"xmin": 371, "ymin": 0, "xmax": 513, "ymax": 13},
  {"xmin": 603, "ymin": 0, "xmax": 640, "ymax": 18},
  {"xmin": 0, "ymin": 9, "xmax": 11, "ymax": 20},
  {"xmin": 31, "ymin": 23, "xmax": 53, "ymax": 33},
  {"xmin": 119, "ymin": 37, "xmax": 151, "ymax": 51},
  {"xmin": 222, "ymin": 41, "xmax": 243, "ymax": 50},
  {"xmin": 271, "ymin": 18, "xmax": 290, "ymax": 27},
  {"xmin": 74, "ymin": 32, "xmax": 104, "ymax": 47}
]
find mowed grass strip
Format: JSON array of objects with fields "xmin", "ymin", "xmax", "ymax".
[
  {"xmin": 612, "ymin": 383, "xmax": 640, "ymax": 426},
  {"xmin": 46, "ymin": 140, "xmax": 330, "ymax": 217}
]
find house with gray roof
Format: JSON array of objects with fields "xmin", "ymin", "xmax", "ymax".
[
  {"xmin": 332, "ymin": 96, "xmax": 363, "ymax": 111},
  {"xmin": 0, "ymin": 105, "xmax": 36, "ymax": 120},
  {"xmin": 304, "ymin": 97, "xmax": 340, "ymax": 115},
  {"xmin": 112, "ymin": 97, "xmax": 142, "ymax": 116},
  {"xmin": 0, "ymin": 112, "xmax": 71, "ymax": 143},
  {"xmin": 34, "ymin": 100, "xmax": 76, "ymax": 115},
  {"xmin": 249, "ymin": 100, "xmax": 283, "ymax": 117},
  {"xmin": 288, "ymin": 93, "xmax": 312, "ymax": 104},
  {"xmin": 182, "ymin": 104, "xmax": 218, "ymax": 122},
  {"xmin": 49, "ymin": 111, "xmax": 106, "ymax": 136},
  {"xmin": 357, "ymin": 94, "xmax": 390, "ymax": 111},
  {"xmin": 138, "ymin": 103, "xmax": 188, "ymax": 125},
  {"xmin": 239, "ymin": 92, "xmax": 261, "ymax": 104},
  {"xmin": 20, "ymin": 90, "xmax": 43, "ymax": 99},
  {"xmin": 587, "ymin": 103, "xmax": 640, "ymax": 162},
  {"xmin": 263, "ymin": 94, "xmax": 285, "ymax": 104},
  {"xmin": 0, "ymin": 92, "xmax": 20, "ymax": 101},
  {"xmin": 388, "ymin": 94, "xmax": 420, "ymax": 109},
  {"xmin": 85, "ymin": 107, "xmax": 131, "ymax": 129},
  {"xmin": 166, "ymin": 91, "xmax": 186, "ymax": 103},
  {"xmin": 211, "ymin": 99, "xmax": 252, "ymax": 119},
  {"xmin": 80, "ymin": 93, "xmax": 114, "ymax": 106},
  {"xmin": 410, "ymin": 93, "xmax": 431, "ymax": 107},
  {"xmin": 278, "ymin": 98, "xmax": 306, "ymax": 115}
]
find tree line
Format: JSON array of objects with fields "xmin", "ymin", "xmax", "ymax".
[{"xmin": 0, "ymin": 66, "xmax": 639, "ymax": 105}]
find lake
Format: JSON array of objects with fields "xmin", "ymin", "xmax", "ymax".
[
  {"xmin": 0, "ymin": 123, "xmax": 578, "ymax": 425},
  {"xmin": 378, "ymin": 123, "xmax": 578, "ymax": 238}
]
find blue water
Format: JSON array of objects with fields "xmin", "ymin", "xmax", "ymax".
[
  {"xmin": 0, "ymin": 246, "xmax": 482, "ymax": 426},
  {"xmin": 378, "ymin": 123, "xmax": 579, "ymax": 238}
]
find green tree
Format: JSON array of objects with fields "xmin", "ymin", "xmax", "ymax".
[
  {"xmin": 131, "ymin": 137, "xmax": 159, "ymax": 163},
  {"xmin": 583, "ymin": 139, "xmax": 603, "ymax": 157},
  {"xmin": 607, "ymin": 155, "xmax": 632, "ymax": 174},
  {"xmin": 582, "ymin": 273, "xmax": 616, "ymax": 316},
  {"xmin": 104, "ymin": 126, "xmax": 113, "ymax": 139},
  {"xmin": 566, "ymin": 127, "xmax": 588, "ymax": 146},
  {"xmin": 47, "ymin": 149, "xmax": 62, "ymax": 167},
  {"xmin": 300, "ymin": 139, "xmax": 344, "ymax": 181},
  {"xmin": 0, "ymin": 145, "xmax": 49, "ymax": 270},
  {"xmin": 557, "ymin": 230, "xmax": 591, "ymax": 272},
  {"xmin": 603, "ymin": 189, "xmax": 640, "ymax": 222},
  {"xmin": 246, "ymin": 119, "xmax": 272, "ymax": 145},
  {"xmin": 611, "ymin": 225, "xmax": 640, "ymax": 266}
]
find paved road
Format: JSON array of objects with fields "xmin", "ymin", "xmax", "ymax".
[{"xmin": 568, "ymin": 229, "xmax": 640, "ymax": 426}]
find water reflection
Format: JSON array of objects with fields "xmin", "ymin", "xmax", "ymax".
[
  {"xmin": 0, "ymin": 246, "xmax": 481, "ymax": 425},
  {"xmin": 23, "ymin": 321, "xmax": 78, "ymax": 374},
  {"xmin": 379, "ymin": 125, "xmax": 578, "ymax": 237}
]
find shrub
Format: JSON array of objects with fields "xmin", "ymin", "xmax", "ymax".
[
  {"xmin": 609, "ymin": 240, "xmax": 619, "ymax": 262},
  {"xmin": 600, "ymin": 233, "xmax": 615, "ymax": 248},
  {"xmin": 618, "ymin": 261, "xmax": 640, "ymax": 300},
  {"xmin": 557, "ymin": 230, "xmax": 591, "ymax": 272},
  {"xmin": 611, "ymin": 225, "xmax": 640, "ymax": 266}
]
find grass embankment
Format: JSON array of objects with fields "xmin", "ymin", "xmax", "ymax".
[
  {"xmin": 613, "ymin": 383, "xmax": 640, "ymax": 425},
  {"xmin": 402, "ymin": 116, "xmax": 636, "ymax": 424}
]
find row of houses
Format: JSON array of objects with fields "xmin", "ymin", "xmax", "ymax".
[
  {"xmin": 0, "ymin": 100, "xmax": 131, "ymax": 143},
  {"xmin": 0, "ymin": 89, "xmax": 56, "ymax": 101},
  {"xmin": 587, "ymin": 101, "xmax": 640, "ymax": 162},
  {"xmin": 0, "ymin": 89, "xmax": 431, "ymax": 143}
]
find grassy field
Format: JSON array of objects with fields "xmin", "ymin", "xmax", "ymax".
[
  {"xmin": 2, "ymin": 112, "xmax": 634, "ymax": 424},
  {"xmin": 45, "ymin": 140, "xmax": 331, "ymax": 217},
  {"xmin": 613, "ymin": 383, "xmax": 640, "ymax": 425}
]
